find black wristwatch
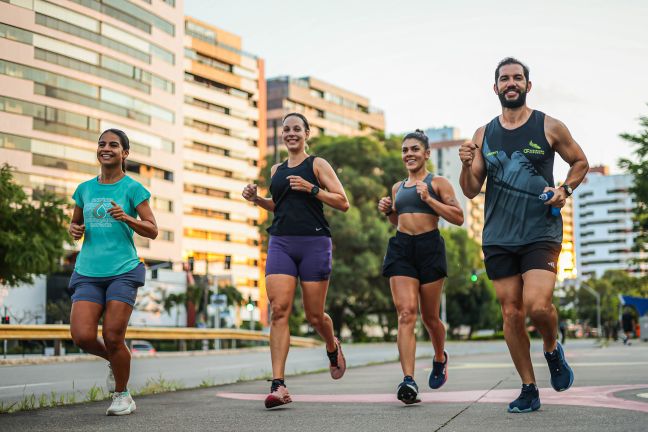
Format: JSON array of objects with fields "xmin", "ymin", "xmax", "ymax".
[
  {"xmin": 310, "ymin": 185, "xmax": 320, "ymax": 196},
  {"xmin": 561, "ymin": 184, "xmax": 573, "ymax": 197}
]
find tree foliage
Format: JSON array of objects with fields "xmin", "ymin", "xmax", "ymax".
[
  {"xmin": 618, "ymin": 107, "xmax": 648, "ymax": 262},
  {"xmin": 564, "ymin": 270, "xmax": 648, "ymax": 331},
  {"xmin": 442, "ymin": 228, "xmax": 500, "ymax": 337},
  {"xmin": 0, "ymin": 164, "xmax": 71, "ymax": 286}
]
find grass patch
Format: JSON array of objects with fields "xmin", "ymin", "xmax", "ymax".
[
  {"xmin": 133, "ymin": 375, "xmax": 185, "ymax": 396},
  {"xmin": 199, "ymin": 378, "xmax": 215, "ymax": 388}
]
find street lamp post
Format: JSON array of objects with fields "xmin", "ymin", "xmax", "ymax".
[{"xmin": 580, "ymin": 282, "xmax": 601, "ymax": 338}]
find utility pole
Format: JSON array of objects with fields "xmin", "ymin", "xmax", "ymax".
[{"xmin": 581, "ymin": 282, "xmax": 601, "ymax": 338}]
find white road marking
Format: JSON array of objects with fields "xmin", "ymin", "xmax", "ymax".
[
  {"xmin": 0, "ymin": 382, "xmax": 57, "ymax": 390},
  {"xmin": 424, "ymin": 361, "xmax": 648, "ymax": 371}
]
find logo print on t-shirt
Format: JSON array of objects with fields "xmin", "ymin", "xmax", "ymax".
[
  {"xmin": 89, "ymin": 198, "xmax": 115, "ymax": 228},
  {"xmin": 93, "ymin": 201, "xmax": 108, "ymax": 219}
]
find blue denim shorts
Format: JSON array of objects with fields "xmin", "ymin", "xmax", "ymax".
[{"xmin": 69, "ymin": 263, "xmax": 145, "ymax": 306}]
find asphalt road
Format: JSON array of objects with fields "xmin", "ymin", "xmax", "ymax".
[{"xmin": 1, "ymin": 339, "xmax": 647, "ymax": 431}]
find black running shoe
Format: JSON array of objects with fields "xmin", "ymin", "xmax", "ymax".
[
  {"xmin": 397, "ymin": 376, "xmax": 421, "ymax": 405},
  {"xmin": 544, "ymin": 342, "xmax": 574, "ymax": 392},
  {"xmin": 508, "ymin": 383, "xmax": 541, "ymax": 413},
  {"xmin": 428, "ymin": 350, "xmax": 448, "ymax": 389}
]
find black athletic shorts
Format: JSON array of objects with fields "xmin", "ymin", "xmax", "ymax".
[
  {"xmin": 382, "ymin": 230, "xmax": 447, "ymax": 284},
  {"xmin": 482, "ymin": 241, "xmax": 562, "ymax": 280}
]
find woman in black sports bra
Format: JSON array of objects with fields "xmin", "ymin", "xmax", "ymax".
[{"xmin": 377, "ymin": 129, "xmax": 464, "ymax": 404}]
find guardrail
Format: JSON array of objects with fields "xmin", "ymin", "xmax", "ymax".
[{"xmin": 0, "ymin": 324, "xmax": 322, "ymax": 348}]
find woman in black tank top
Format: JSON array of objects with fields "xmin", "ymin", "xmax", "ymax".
[
  {"xmin": 242, "ymin": 113, "xmax": 350, "ymax": 409},
  {"xmin": 377, "ymin": 129, "xmax": 464, "ymax": 404}
]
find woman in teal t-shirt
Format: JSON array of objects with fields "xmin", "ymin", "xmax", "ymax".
[{"xmin": 68, "ymin": 129, "xmax": 158, "ymax": 416}]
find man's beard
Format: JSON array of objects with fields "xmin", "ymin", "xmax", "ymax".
[{"xmin": 498, "ymin": 88, "xmax": 527, "ymax": 108}]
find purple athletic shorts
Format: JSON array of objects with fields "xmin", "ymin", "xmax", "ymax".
[{"xmin": 266, "ymin": 236, "xmax": 332, "ymax": 281}]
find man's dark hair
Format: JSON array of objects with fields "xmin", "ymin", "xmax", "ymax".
[
  {"xmin": 403, "ymin": 129, "xmax": 430, "ymax": 150},
  {"xmin": 283, "ymin": 112, "xmax": 310, "ymax": 132},
  {"xmin": 99, "ymin": 128, "xmax": 130, "ymax": 172},
  {"xmin": 495, "ymin": 57, "xmax": 530, "ymax": 83}
]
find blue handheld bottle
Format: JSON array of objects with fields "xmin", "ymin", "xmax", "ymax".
[{"xmin": 538, "ymin": 191, "xmax": 561, "ymax": 217}]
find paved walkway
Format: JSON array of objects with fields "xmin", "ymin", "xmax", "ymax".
[{"xmin": 1, "ymin": 339, "xmax": 647, "ymax": 431}]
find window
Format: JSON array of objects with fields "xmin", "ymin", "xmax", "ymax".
[
  {"xmin": 184, "ymin": 161, "xmax": 232, "ymax": 178},
  {"xmin": 0, "ymin": 22, "xmax": 33, "ymax": 44},
  {"xmin": 185, "ymin": 140, "xmax": 229, "ymax": 157},
  {"xmin": 185, "ymin": 73, "xmax": 249, "ymax": 100},
  {"xmin": 35, "ymin": 48, "xmax": 150, "ymax": 94},
  {"xmin": 0, "ymin": 132, "xmax": 31, "ymax": 151},
  {"xmin": 152, "ymin": 197, "xmax": 173, "ymax": 212},
  {"xmin": 185, "ymin": 207, "xmax": 229, "ymax": 220},
  {"xmin": 34, "ymin": 0, "xmax": 99, "ymax": 32},
  {"xmin": 159, "ymin": 230, "xmax": 174, "ymax": 241},
  {"xmin": 184, "ymin": 118, "xmax": 229, "ymax": 135},
  {"xmin": 184, "ymin": 96, "xmax": 228, "ymax": 114},
  {"xmin": 184, "ymin": 184, "xmax": 229, "ymax": 198},
  {"xmin": 0, "ymin": 96, "xmax": 101, "ymax": 141},
  {"xmin": 70, "ymin": 0, "xmax": 150, "ymax": 33},
  {"xmin": 36, "ymin": 13, "xmax": 150, "ymax": 63},
  {"xmin": 33, "ymin": 154, "xmax": 97, "ymax": 175}
]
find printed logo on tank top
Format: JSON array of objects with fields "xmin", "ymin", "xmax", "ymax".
[{"xmin": 523, "ymin": 140, "xmax": 545, "ymax": 155}]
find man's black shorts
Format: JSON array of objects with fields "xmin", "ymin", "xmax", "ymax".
[
  {"xmin": 382, "ymin": 230, "xmax": 447, "ymax": 284},
  {"xmin": 482, "ymin": 241, "xmax": 562, "ymax": 280}
]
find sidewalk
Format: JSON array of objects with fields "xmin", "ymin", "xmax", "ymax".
[{"xmin": 1, "ymin": 339, "xmax": 646, "ymax": 431}]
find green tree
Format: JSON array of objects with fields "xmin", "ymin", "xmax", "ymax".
[
  {"xmin": 565, "ymin": 270, "xmax": 648, "ymax": 331},
  {"xmin": 0, "ymin": 164, "xmax": 71, "ymax": 286},
  {"xmin": 619, "ymin": 107, "xmax": 648, "ymax": 266}
]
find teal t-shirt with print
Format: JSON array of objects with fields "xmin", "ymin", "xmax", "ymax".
[{"xmin": 72, "ymin": 175, "xmax": 150, "ymax": 277}]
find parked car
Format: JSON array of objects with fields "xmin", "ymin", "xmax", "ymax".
[{"xmin": 130, "ymin": 340, "xmax": 156, "ymax": 356}]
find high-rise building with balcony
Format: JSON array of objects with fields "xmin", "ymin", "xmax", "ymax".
[
  {"xmin": 0, "ymin": 0, "xmax": 185, "ymax": 265},
  {"xmin": 182, "ymin": 17, "xmax": 266, "ymax": 325},
  {"xmin": 574, "ymin": 170, "xmax": 646, "ymax": 278}
]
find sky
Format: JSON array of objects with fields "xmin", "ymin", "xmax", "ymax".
[{"xmin": 184, "ymin": 0, "xmax": 648, "ymax": 181}]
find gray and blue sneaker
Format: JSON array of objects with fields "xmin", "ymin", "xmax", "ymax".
[
  {"xmin": 508, "ymin": 383, "xmax": 541, "ymax": 413},
  {"xmin": 544, "ymin": 342, "xmax": 574, "ymax": 392},
  {"xmin": 397, "ymin": 376, "xmax": 421, "ymax": 405},
  {"xmin": 428, "ymin": 350, "xmax": 448, "ymax": 389}
]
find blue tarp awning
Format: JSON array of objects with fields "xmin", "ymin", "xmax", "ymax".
[{"xmin": 620, "ymin": 295, "xmax": 648, "ymax": 316}]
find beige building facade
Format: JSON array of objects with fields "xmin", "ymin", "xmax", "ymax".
[{"xmin": 1, "ymin": 0, "xmax": 186, "ymax": 264}]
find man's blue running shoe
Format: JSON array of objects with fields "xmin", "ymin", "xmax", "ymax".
[
  {"xmin": 397, "ymin": 376, "xmax": 421, "ymax": 405},
  {"xmin": 544, "ymin": 342, "xmax": 574, "ymax": 392},
  {"xmin": 508, "ymin": 383, "xmax": 541, "ymax": 413},
  {"xmin": 428, "ymin": 350, "xmax": 448, "ymax": 389}
]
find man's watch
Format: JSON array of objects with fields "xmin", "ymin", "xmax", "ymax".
[
  {"xmin": 561, "ymin": 184, "xmax": 573, "ymax": 197},
  {"xmin": 310, "ymin": 185, "xmax": 320, "ymax": 196}
]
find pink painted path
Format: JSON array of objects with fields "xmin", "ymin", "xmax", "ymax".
[{"xmin": 216, "ymin": 384, "xmax": 648, "ymax": 413}]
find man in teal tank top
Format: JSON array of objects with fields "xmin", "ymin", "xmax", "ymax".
[{"xmin": 459, "ymin": 58, "xmax": 589, "ymax": 413}]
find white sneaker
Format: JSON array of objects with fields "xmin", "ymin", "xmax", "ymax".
[
  {"xmin": 106, "ymin": 364, "xmax": 115, "ymax": 393},
  {"xmin": 106, "ymin": 391, "xmax": 136, "ymax": 416}
]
